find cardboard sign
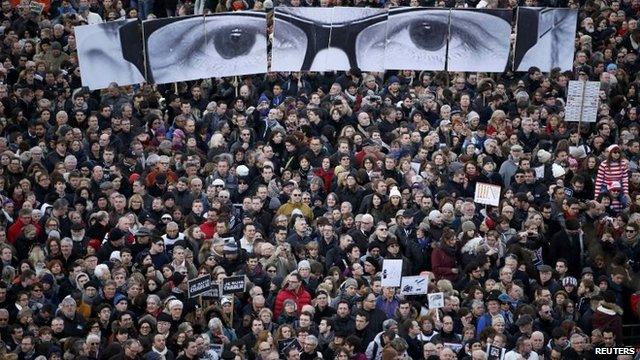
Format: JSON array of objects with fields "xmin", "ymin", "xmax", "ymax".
[
  {"xmin": 400, "ymin": 275, "xmax": 428, "ymax": 295},
  {"xmin": 486, "ymin": 344, "xmax": 506, "ymax": 360},
  {"xmin": 222, "ymin": 275, "xmax": 247, "ymax": 295},
  {"xmin": 202, "ymin": 283, "xmax": 221, "ymax": 299},
  {"xmin": 428, "ymin": 292, "xmax": 445, "ymax": 309},
  {"xmin": 474, "ymin": 182, "xmax": 501, "ymax": 207},
  {"xmin": 188, "ymin": 275, "xmax": 213, "ymax": 298},
  {"xmin": 565, "ymin": 80, "xmax": 600, "ymax": 123},
  {"xmin": 381, "ymin": 259, "xmax": 403, "ymax": 287}
]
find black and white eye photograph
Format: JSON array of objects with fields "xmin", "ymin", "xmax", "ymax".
[
  {"xmin": 75, "ymin": 19, "xmax": 146, "ymax": 90},
  {"xmin": 272, "ymin": 7, "xmax": 386, "ymax": 72},
  {"xmin": 384, "ymin": 8, "xmax": 450, "ymax": 71},
  {"xmin": 514, "ymin": 7, "xmax": 578, "ymax": 72},
  {"xmin": 447, "ymin": 9, "xmax": 512, "ymax": 72},
  {"xmin": 272, "ymin": 7, "xmax": 334, "ymax": 72},
  {"xmin": 144, "ymin": 12, "xmax": 267, "ymax": 84}
]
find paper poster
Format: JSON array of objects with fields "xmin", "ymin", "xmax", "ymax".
[
  {"xmin": 381, "ymin": 259, "xmax": 403, "ymax": 287},
  {"xmin": 273, "ymin": 7, "xmax": 387, "ymax": 72},
  {"xmin": 75, "ymin": 19, "xmax": 145, "ymax": 90},
  {"xmin": 565, "ymin": 80, "xmax": 600, "ymax": 123},
  {"xmin": 447, "ymin": 9, "xmax": 512, "ymax": 72},
  {"xmin": 188, "ymin": 275, "xmax": 213, "ymax": 298},
  {"xmin": 428, "ymin": 292, "xmax": 445, "ymax": 308},
  {"xmin": 144, "ymin": 12, "xmax": 267, "ymax": 84},
  {"xmin": 514, "ymin": 7, "xmax": 578, "ymax": 72},
  {"xmin": 222, "ymin": 275, "xmax": 247, "ymax": 295},
  {"xmin": 474, "ymin": 182, "xmax": 501, "ymax": 207},
  {"xmin": 400, "ymin": 275, "xmax": 428, "ymax": 295},
  {"xmin": 487, "ymin": 344, "xmax": 506, "ymax": 360},
  {"xmin": 384, "ymin": 7, "xmax": 448, "ymax": 71}
]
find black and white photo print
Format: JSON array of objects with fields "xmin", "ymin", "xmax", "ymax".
[
  {"xmin": 513, "ymin": 7, "xmax": 578, "ymax": 72},
  {"xmin": 447, "ymin": 9, "xmax": 512, "ymax": 72},
  {"xmin": 384, "ymin": 8, "xmax": 449, "ymax": 71},
  {"xmin": 144, "ymin": 12, "xmax": 267, "ymax": 84},
  {"xmin": 272, "ymin": 7, "xmax": 387, "ymax": 72},
  {"xmin": 75, "ymin": 19, "xmax": 146, "ymax": 90}
]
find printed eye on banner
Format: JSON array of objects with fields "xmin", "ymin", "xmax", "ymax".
[
  {"xmin": 143, "ymin": 12, "xmax": 267, "ymax": 84},
  {"xmin": 384, "ymin": 7, "xmax": 449, "ymax": 71},
  {"xmin": 446, "ymin": 8, "xmax": 512, "ymax": 72},
  {"xmin": 74, "ymin": 7, "xmax": 577, "ymax": 89}
]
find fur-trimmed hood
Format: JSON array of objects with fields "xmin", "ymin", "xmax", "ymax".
[{"xmin": 597, "ymin": 302, "xmax": 623, "ymax": 316}]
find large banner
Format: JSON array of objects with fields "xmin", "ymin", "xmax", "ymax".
[
  {"xmin": 513, "ymin": 7, "xmax": 578, "ymax": 72},
  {"xmin": 143, "ymin": 12, "xmax": 267, "ymax": 84},
  {"xmin": 75, "ymin": 7, "xmax": 576, "ymax": 89},
  {"xmin": 75, "ymin": 19, "xmax": 146, "ymax": 90},
  {"xmin": 384, "ymin": 8, "xmax": 448, "ymax": 71},
  {"xmin": 447, "ymin": 9, "xmax": 512, "ymax": 72},
  {"xmin": 272, "ymin": 7, "xmax": 387, "ymax": 72}
]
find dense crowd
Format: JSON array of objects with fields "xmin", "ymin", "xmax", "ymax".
[{"xmin": 0, "ymin": 0, "xmax": 639, "ymax": 358}]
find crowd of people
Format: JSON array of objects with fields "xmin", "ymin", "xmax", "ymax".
[{"xmin": 0, "ymin": 0, "xmax": 639, "ymax": 358}]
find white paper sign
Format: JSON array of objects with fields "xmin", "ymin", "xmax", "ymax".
[
  {"xmin": 381, "ymin": 259, "xmax": 403, "ymax": 287},
  {"xmin": 474, "ymin": 182, "xmax": 502, "ymax": 207},
  {"xmin": 565, "ymin": 80, "xmax": 600, "ymax": 123},
  {"xmin": 428, "ymin": 292, "xmax": 445, "ymax": 309},
  {"xmin": 400, "ymin": 275, "xmax": 428, "ymax": 295}
]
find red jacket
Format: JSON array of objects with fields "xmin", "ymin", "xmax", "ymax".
[
  {"xmin": 7, "ymin": 218, "xmax": 41, "ymax": 245},
  {"xmin": 273, "ymin": 285, "xmax": 312, "ymax": 319},
  {"xmin": 431, "ymin": 244, "xmax": 459, "ymax": 282}
]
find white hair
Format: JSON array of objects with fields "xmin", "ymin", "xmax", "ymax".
[{"xmin": 94, "ymin": 264, "xmax": 110, "ymax": 278}]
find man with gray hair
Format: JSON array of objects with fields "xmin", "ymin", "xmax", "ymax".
[
  {"xmin": 300, "ymin": 334, "xmax": 321, "ymax": 360},
  {"xmin": 349, "ymin": 213, "xmax": 374, "ymax": 253}
]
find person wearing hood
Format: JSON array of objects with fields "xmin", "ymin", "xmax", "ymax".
[
  {"xmin": 431, "ymin": 228, "xmax": 461, "ymax": 282},
  {"xmin": 273, "ymin": 273, "xmax": 312, "ymax": 319},
  {"xmin": 331, "ymin": 277, "xmax": 360, "ymax": 309},
  {"xmin": 499, "ymin": 144, "xmax": 525, "ymax": 188}
]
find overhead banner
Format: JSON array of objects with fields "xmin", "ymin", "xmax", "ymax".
[
  {"xmin": 75, "ymin": 7, "xmax": 575, "ymax": 88},
  {"xmin": 143, "ymin": 12, "xmax": 267, "ymax": 84},
  {"xmin": 447, "ymin": 9, "xmax": 512, "ymax": 72},
  {"xmin": 272, "ymin": 7, "xmax": 387, "ymax": 72},
  {"xmin": 384, "ymin": 8, "xmax": 448, "ymax": 71},
  {"xmin": 513, "ymin": 7, "xmax": 578, "ymax": 72},
  {"xmin": 75, "ymin": 19, "xmax": 146, "ymax": 90}
]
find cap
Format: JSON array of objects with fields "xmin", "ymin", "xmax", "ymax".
[
  {"xmin": 48, "ymin": 230, "xmax": 61, "ymax": 239},
  {"xmin": 562, "ymin": 276, "xmax": 578, "ymax": 287},
  {"xmin": 157, "ymin": 313, "xmax": 172, "ymax": 323},
  {"xmin": 565, "ymin": 219, "xmax": 580, "ymax": 231},
  {"xmin": 71, "ymin": 222, "xmax": 85, "ymax": 231},
  {"xmin": 608, "ymin": 181, "xmax": 622, "ymax": 191},
  {"xmin": 212, "ymin": 178, "xmax": 225, "ymax": 186},
  {"xmin": 221, "ymin": 296, "xmax": 232, "ymax": 306},
  {"xmin": 135, "ymin": 227, "xmax": 151, "ymax": 236},
  {"xmin": 511, "ymin": 144, "xmax": 524, "ymax": 152},
  {"xmin": 113, "ymin": 293, "xmax": 128, "ymax": 305},
  {"xmin": 461, "ymin": 221, "xmax": 476, "ymax": 232},
  {"xmin": 99, "ymin": 181, "xmax": 114, "ymax": 190},
  {"xmin": 537, "ymin": 264, "xmax": 553, "ymax": 273},
  {"xmin": 236, "ymin": 165, "xmax": 249, "ymax": 177},
  {"xmin": 343, "ymin": 278, "xmax": 358, "ymax": 289},
  {"xmin": 223, "ymin": 241, "xmax": 238, "ymax": 253},
  {"xmin": 110, "ymin": 251, "xmax": 121, "ymax": 262},
  {"xmin": 582, "ymin": 267, "xmax": 594, "ymax": 276},
  {"xmin": 515, "ymin": 314, "xmax": 533, "ymax": 327},
  {"xmin": 109, "ymin": 228, "xmax": 127, "ymax": 242},
  {"xmin": 51, "ymin": 41, "xmax": 62, "ymax": 50}
]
